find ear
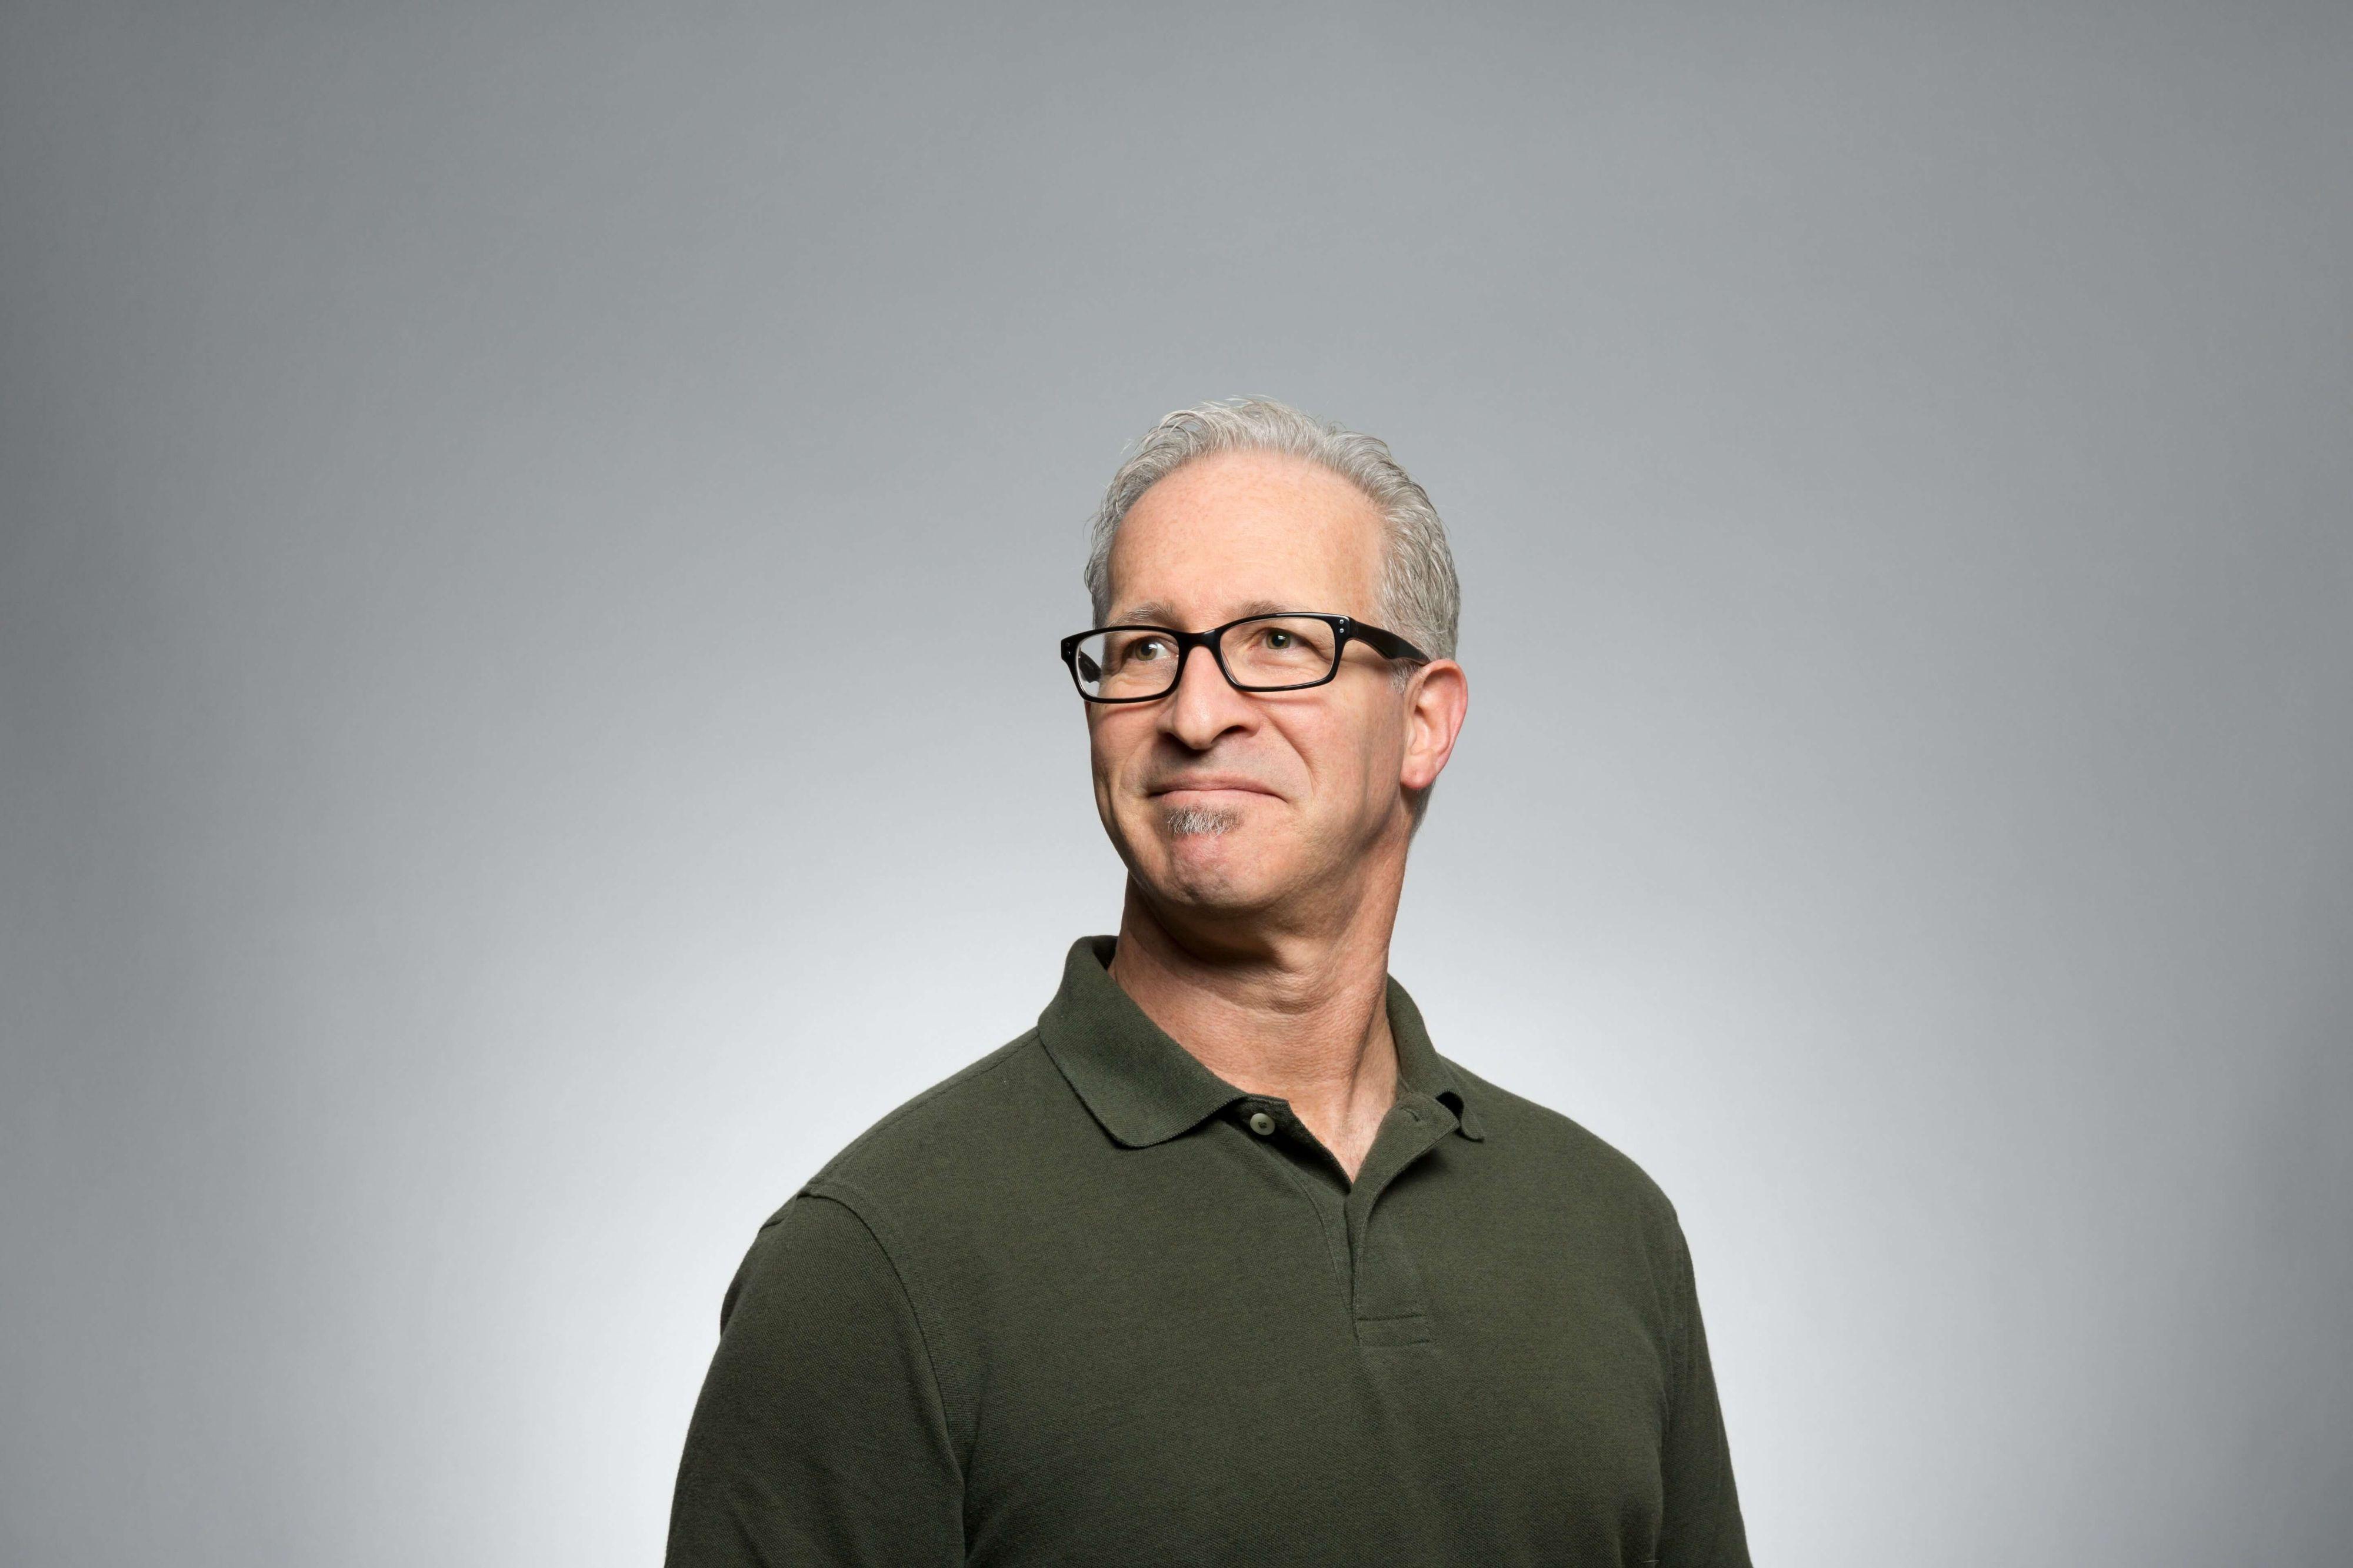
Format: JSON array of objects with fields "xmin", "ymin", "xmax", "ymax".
[{"xmin": 1399, "ymin": 660, "xmax": 1468, "ymax": 794}]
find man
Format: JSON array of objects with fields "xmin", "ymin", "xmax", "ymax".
[{"xmin": 666, "ymin": 398, "xmax": 1751, "ymax": 1566}]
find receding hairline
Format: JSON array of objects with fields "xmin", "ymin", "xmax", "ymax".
[{"xmin": 1096, "ymin": 451, "xmax": 1394, "ymax": 627}]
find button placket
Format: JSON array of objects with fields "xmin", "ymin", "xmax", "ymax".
[
  {"xmin": 1233, "ymin": 1101, "xmax": 1357, "ymax": 1313},
  {"xmin": 1341, "ymin": 1094, "xmax": 1451, "ymax": 1344}
]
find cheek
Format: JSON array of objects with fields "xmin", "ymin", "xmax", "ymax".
[
  {"xmin": 1319, "ymin": 713, "xmax": 1404, "ymax": 809},
  {"xmin": 1087, "ymin": 718, "xmax": 1144, "ymax": 790},
  {"xmin": 1273, "ymin": 712, "xmax": 1379, "ymax": 801}
]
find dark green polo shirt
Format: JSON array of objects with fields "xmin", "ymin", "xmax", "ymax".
[{"xmin": 667, "ymin": 935, "xmax": 1750, "ymax": 1567}]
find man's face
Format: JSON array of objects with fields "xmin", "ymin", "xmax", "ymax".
[{"xmin": 1086, "ymin": 449, "xmax": 1441, "ymax": 923}]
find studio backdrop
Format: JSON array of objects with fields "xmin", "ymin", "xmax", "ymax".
[{"xmin": 4, "ymin": 4, "xmax": 2348, "ymax": 1565}]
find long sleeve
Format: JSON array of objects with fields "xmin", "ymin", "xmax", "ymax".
[
  {"xmin": 1655, "ymin": 1217, "xmax": 1752, "ymax": 1568},
  {"xmin": 665, "ymin": 1193, "xmax": 965, "ymax": 1567}
]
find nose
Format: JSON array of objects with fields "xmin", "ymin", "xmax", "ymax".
[{"xmin": 1157, "ymin": 636, "xmax": 1258, "ymax": 751}]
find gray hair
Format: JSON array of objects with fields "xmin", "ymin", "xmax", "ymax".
[{"xmin": 1082, "ymin": 396, "xmax": 1462, "ymax": 832}]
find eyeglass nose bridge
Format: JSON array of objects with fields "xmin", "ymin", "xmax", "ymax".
[{"xmin": 1161, "ymin": 623, "xmax": 1245, "ymax": 696}]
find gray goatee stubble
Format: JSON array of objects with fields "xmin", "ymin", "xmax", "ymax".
[{"xmin": 1161, "ymin": 802, "xmax": 1243, "ymax": 836}]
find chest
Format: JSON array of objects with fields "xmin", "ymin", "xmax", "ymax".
[{"xmin": 939, "ymin": 1138, "xmax": 1672, "ymax": 1566}]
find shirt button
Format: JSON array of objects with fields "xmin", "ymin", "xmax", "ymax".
[{"xmin": 1247, "ymin": 1111, "xmax": 1277, "ymax": 1136}]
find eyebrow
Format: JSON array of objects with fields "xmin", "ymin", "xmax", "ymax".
[{"xmin": 1112, "ymin": 597, "xmax": 1295, "ymax": 628}]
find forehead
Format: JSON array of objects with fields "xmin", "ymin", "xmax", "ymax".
[{"xmin": 1105, "ymin": 450, "xmax": 1386, "ymax": 624}]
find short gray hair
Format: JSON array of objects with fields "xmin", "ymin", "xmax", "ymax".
[
  {"xmin": 1082, "ymin": 397, "xmax": 1462, "ymax": 832},
  {"xmin": 1082, "ymin": 398, "xmax": 1462, "ymax": 685}
]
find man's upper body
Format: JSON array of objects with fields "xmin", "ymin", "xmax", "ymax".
[
  {"xmin": 666, "ymin": 933, "xmax": 1749, "ymax": 1566},
  {"xmin": 666, "ymin": 399, "xmax": 1751, "ymax": 1565}
]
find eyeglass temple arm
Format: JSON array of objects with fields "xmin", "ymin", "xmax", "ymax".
[{"xmin": 1348, "ymin": 620, "xmax": 1432, "ymax": 663}]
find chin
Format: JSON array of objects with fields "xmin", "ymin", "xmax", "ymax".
[{"xmin": 1155, "ymin": 836, "xmax": 1290, "ymax": 912}]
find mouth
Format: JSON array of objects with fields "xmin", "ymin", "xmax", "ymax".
[{"xmin": 1151, "ymin": 784, "xmax": 1275, "ymax": 800}]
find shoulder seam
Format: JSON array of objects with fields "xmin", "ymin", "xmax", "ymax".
[{"xmin": 795, "ymin": 1180, "xmax": 971, "ymax": 1489}]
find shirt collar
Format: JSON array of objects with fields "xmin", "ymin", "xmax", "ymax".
[{"xmin": 1036, "ymin": 934, "xmax": 1487, "ymax": 1149}]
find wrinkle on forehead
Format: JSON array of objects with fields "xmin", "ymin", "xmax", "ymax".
[{"xmin": 1111, "ymin": 596, "xmax": 1294, "ymax": 628}]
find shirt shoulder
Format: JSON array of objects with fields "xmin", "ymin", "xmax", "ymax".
[
  {"xmin": 756, "ymin": 1027, "xmax": 1085, "ymax": 1235},
  {"xmin": 1440, "ymin": 1053, "xmax": 1687, "ymax": 1239}
]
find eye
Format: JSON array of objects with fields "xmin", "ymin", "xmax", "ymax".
[
  {"xmin": 1132, "ymin": 636, "xmax": 1170, "ymax": 661},
  {"xmin": 1264, "ymin": 628, "xmax": 1294, "ymax": 649}
]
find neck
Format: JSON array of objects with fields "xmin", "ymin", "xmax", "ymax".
[{"xmin": 1106, "ymin": 856, "xmax": 1407, "ymax": 1179}]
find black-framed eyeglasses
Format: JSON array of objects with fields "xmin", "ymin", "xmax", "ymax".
[{"xmin": 1059, "ymin": 610, "xmax": 1431, "ymax": 703}]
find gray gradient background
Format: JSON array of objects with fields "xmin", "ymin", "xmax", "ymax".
[{"xmin": 4, "ymin": 4, "xmax": 2348, "ymax": 1564}]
